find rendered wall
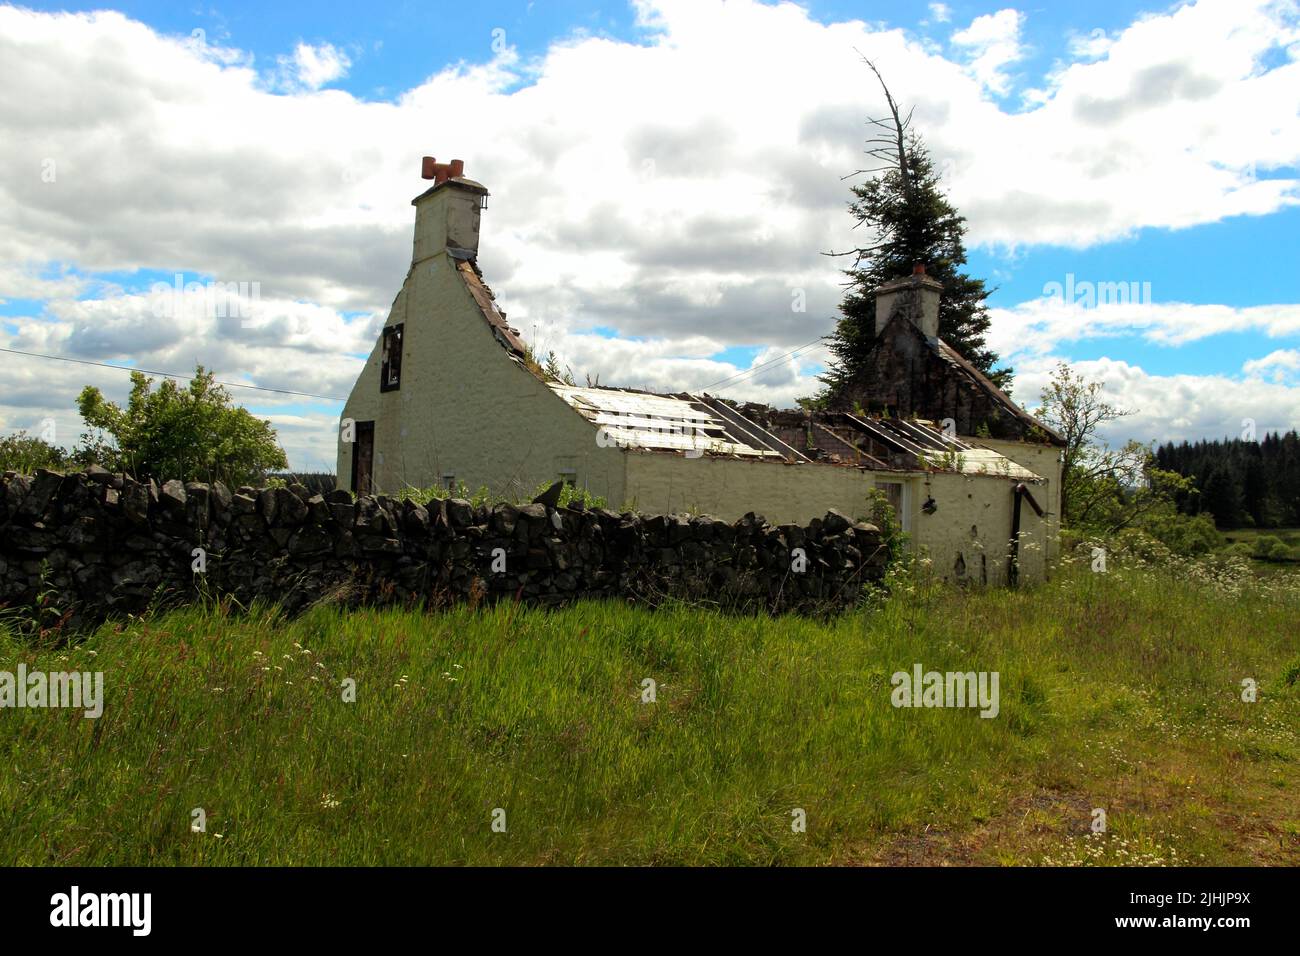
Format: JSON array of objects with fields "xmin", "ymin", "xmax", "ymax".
[
  {"xmin": 903, "ymin": 470, "xmax": 1050, "ymax": 586},
  {"xmin": 622, "ymin": 452, "xmax": 1051, "ymax": 584},
  {"xmin": 623, "ymin": 451, "xmax": 875, "ymax": 524},
  {"xmin": 336, "ymin": 251, "xmax": 628, "ymax": 504},
  {"xmin": 980, "ymin": 438, "xmax": 1063, "ymax": 563}
]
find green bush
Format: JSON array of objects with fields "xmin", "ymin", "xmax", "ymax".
[
  {"xmin": 1138, "ymin": 509, "xmax": 1222, "ymax": 556},
  {"xmin": 75, "ymin": 366, "xmax": 287, "ymax": 486},
  {"xmin": 0, "ymin": 431, "xmax": 70, "ymax": 474},
  {"xmin": 1253, "ymin": 535, "xmax": 1290, "ymax": 561},
  {"xmin": 1111, "ymin": 527, "xmax": 1171, "ymax": 563}
]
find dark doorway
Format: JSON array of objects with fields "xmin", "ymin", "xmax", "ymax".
[{"xmin": 351, "ymin": 421, "xmax": 375, "ymax": 495}]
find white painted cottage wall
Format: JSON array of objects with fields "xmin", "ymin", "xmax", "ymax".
[
  {"xmin": 336, "ymin": 247, "xmax": 628, "ymax": 503},
  {"xmin": 980, "ymin": 438, "xmax": 1063, "ymax": 564},
  {"xmin": 623, "ymin": 452, "xmax": 1051, "ymax": 584},
  {"xmin": 905, "ymin": 470, "xmax": 1049, "ymax": 585}
]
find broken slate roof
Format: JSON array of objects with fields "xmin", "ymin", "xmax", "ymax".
[
  {"xmin": 453, "ymin": 254, "xmax": 528, "ymax": 359},
  {"xmin": 931, "ymin": 338, "xmax": 1065, "ymax": 446}
]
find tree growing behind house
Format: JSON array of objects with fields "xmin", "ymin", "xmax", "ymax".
[
  {"xmin": 1035, "ymin": 361, "xmax": 1221, "ymax": 554},
  {"xmin": 821, "ymin": 59, "xmax": 1011, "ymax": 400},
  {"xmin": 75, "ymin": 366, "xmax": 287, "ymax": 487}
]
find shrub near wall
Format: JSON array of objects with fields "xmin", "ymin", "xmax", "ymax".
[{"xmin": 0, "ymin": 468, "xmax": 889, "ymax": 629}]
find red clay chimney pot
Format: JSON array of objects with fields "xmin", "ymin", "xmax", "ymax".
[
  {"xmin": 420, "ymin": 156, "xmax": 466, "ymax": 185},
  {"xmin": 913, "ymin": 263, "xmax": 926, "ymax": 275}
]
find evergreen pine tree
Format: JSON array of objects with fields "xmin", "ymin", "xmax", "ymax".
[
  {"xmin": 1201, "ymin": 466, "xmax": 1243, "ymax": 529},
  {"xmin": 822, "ymin": 62, "xmax": 1011, "ymax": 398}
]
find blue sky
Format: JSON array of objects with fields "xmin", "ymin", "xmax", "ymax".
[
  {"xmin": 31, "ymin": 1, "xmax": 1153, "ymax": 101},
  {"xmin": 1, "ymin": 0, "xmax": 1298, "ymax": 469}
]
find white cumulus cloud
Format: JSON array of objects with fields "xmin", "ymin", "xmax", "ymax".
[
  {"xmin": 950, "ymin": 8, "xmax": 1027, "ymax": 95},
  {"xmin": 276, "ymin": 41, "xmax": 352, "ymax": 91},
  {"xmin": 0, "ymin": 0, "xmax": 1298, "ymax": 467}
]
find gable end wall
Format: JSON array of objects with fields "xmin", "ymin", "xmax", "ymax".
[{"xmin": 337, "ymin": 252, "xmax": 627, "ymax": 503}]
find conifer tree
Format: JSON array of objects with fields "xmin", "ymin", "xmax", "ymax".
[{"xmin": 823, "ymin": 60, "xmax": 1011, "ymax": 397}]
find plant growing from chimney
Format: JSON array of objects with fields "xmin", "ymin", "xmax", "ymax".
[{"xmin": 821, "ymin": 58, "xmax": 1012, "ymax": 398}]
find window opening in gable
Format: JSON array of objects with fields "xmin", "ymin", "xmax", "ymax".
[{"xmin": 380, "ymin": 323, "xmax": 404, "ymax": 392}]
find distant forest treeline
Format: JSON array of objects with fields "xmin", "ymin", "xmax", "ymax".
[{"xmin": 1154, "ymin": 430, "xmax": 1300, "ymax": 529}]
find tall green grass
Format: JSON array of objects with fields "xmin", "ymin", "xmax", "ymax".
[{"xmin": 1, "ymin": 561, "xmax": 1297, "ymax": 865}]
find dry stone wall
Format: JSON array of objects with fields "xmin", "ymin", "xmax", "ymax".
[{"xmin": 0, "ymin": 468, "xmax": 889, "ymax": 629}]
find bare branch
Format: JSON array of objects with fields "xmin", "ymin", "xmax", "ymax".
[{"xmin": 853, "ymin": 51, "xmax": 912, "ymax": 208}]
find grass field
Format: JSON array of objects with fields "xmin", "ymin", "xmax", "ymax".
[
  {"xmin": 1220, "ymin": 528, "xmax": 1300, "ymax": 548},
  {"xmin": 2, "ymin": 557, "xmax": 1298, "ymax": 866}
]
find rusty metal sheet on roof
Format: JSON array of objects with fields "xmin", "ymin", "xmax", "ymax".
[{"xmin": 548, "ymin": 384, "xmax": 789, "ymax": 459}]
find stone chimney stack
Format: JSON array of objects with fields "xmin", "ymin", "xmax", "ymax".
[
  {"xmin": 411, "ymin": 156, "xmax": 489, "ymax": 263},
  {"xmin": 874, "ymin": 263, "xmax": 943, "ymax": 340}
]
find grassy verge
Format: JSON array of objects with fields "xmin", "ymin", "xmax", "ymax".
[{"xmin": 2, "ymin": 561, "xmax": 1297, "ymax": 865}]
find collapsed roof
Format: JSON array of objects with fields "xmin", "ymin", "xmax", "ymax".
[
  {"xmin": 931, "ymin": 338, "xmax": 1064, "ymax": 446},
  {"xmin": 546, "ymin": 383, "xmax": 1043, "ymax": 481},
  {"xmin": 837, "ymin": 414, "xmax": 1042, "ymax": 480},
  {"xmin": 547, "ymin": 385, "xmax": 808, "ymax": 461}
]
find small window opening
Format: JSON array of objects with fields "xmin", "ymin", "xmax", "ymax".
[{"xmin": 380, "ymin": 323, "xmax": 404, "ymax": 392}]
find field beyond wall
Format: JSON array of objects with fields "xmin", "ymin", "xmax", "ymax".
[{"xmin": 2, "ymin": 560, "xmax": 1297, "ymax": 866}]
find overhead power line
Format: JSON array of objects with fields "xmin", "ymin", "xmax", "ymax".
[
  {"xmin": 0, "ymin": 347, "xmax": 346, "ymax": 402},
  {"xmin": 3, "ymin": 337, "xmax": 826, "ymax": 406},
  {"xmin": 701, "ymin": 336, "xmax": 830, "ymax": 393}
]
